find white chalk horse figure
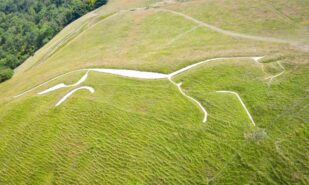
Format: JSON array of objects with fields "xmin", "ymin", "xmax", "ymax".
[{"xmin": 17, "ymin": 56, "xmax": 264, "ymax": 125}]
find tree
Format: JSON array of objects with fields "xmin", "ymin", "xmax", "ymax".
[
  {"xmin": 0, "ymin": 0, "xmax": 108, "ymax": 83},
  {"xmin": 3, "ymin": 54, "xmax": 19, "ymax": 69}
]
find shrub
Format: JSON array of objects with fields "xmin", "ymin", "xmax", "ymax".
[{"xmin": 0, "ymin": 67, "xmax": 13, "ymax": 83}]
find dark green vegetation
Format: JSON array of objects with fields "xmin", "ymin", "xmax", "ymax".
[
  {"xmin": 0, "ymin": 0, "xmax": 107, "ymax": 82},
  {"xmin": 0, "ymin": 66, "xmax": 13, "ymax": 82}
]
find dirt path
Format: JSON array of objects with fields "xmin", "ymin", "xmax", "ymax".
[
  {"xmin": 166, "ymin": 25, "xmax": 200, "ymax": 46},
  {"xmin": 15, "ymin": 3, "xmax": 306, "ymax": 73},
  {"xmin": 265, "ymin": 61, "xmax": 285, "ymax": 86},
  {"xmin": 23, "ymin": 4, "xmax": 299, "ymax": 72},
  {"xmin": 160, "ymin": 9, "xmax": 308, "ymax": 51},
  {"xmin": 216, "ymin": 91, "xmax": 256, "ymax": 126},
  {"xmin": 29, "ymin": 13, "xmax": 119, "ymax": 70}
]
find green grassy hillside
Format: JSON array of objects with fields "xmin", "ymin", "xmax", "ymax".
[{"xmin": 0, "ymin": 0, "xmax": 308, "ymax": 184}]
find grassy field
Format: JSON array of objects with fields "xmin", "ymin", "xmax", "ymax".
[
  {"xmin": 0, "ymin": 65, "xmax": 255, "ymax": 184},
  {"xmin": 174, "ymin": 56, "xmax": 309, "ymax": 184},
  {"xmin": 169, "ymin": 0, "xmax": 309, "ymax": 42},
  {"xmin": 0, "ymin": 0, "xmax": 308, "ymax": 184}
]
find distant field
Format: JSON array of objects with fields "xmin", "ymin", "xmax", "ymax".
[
  {"xmin": 0, "ymin": 0, "xmax": 308, "ymax": 184},
  {"xmin": 170, "ymin": 0, "xmax": 309, "ymax": 41}
]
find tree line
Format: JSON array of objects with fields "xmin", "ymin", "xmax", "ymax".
[{"xmin": 0, "ymin": 0, "xmax": 107, "ymax": 83}]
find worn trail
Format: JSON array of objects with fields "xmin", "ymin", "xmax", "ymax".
[
  {"xmin": 160, "ymin": 9, "xmax": 308, "ymax": 51},
  {"xmin": 265, "ymin": 61, "xmax": 285, "ymax": 86}
]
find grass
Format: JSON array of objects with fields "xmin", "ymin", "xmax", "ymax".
[
  {"xmin": 1, "ymin": 57, "xmax": 307, "ymax": 184},
  {"xmin": 0, "ymin": 0, "xmax": 308, "ymax": 184},
  {"xmin": 173, "ymin": 57, "xmax": 309, "ymax": 184},
  {"xmin": 0, "ymin": 2, "xmax": 287, "ymax": 98},
  {"xmin": 169, "ymin": 0, "xmax": 309, "ymax": 41},
  {"xmin": 0, "ymin": 70, "xmax": 255, "ymax": 184}
]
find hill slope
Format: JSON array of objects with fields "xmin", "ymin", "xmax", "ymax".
[{"xmin": 0, "ymin": 0, "xmax": 308, "ymax": 184}]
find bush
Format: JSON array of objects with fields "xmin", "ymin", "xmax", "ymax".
[{"xmin": 0, "ymin": 68, "xmax": 13, "ymax": 83}]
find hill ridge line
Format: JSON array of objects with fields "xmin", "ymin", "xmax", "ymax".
[{"xmin": 28, "ymin": 5, "xmax": 306, "ymax": 72}]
